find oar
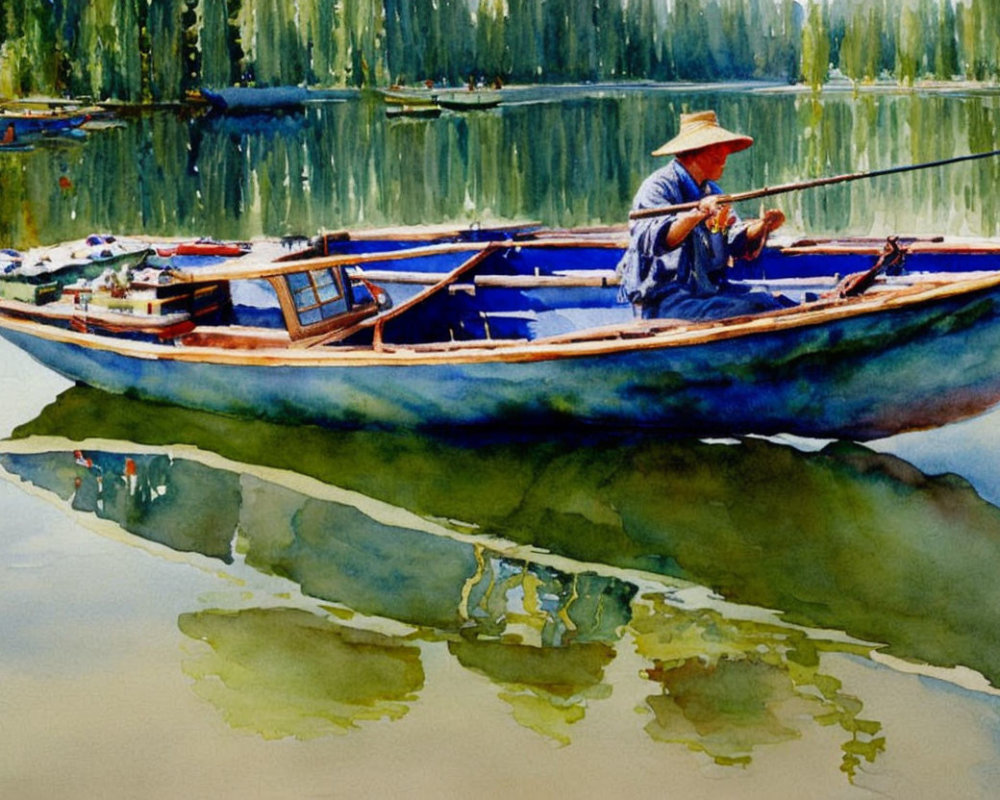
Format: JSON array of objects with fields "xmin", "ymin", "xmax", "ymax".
[{"xmin": 628, "ymin": 148, "xmax": 1000, "ymax": 221}]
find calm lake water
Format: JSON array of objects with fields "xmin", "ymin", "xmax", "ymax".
[{"xmin": 4, "ymin": 85, "xmax": 1000, "ymax": 799}]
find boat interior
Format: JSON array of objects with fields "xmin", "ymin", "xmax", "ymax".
[{"xmin": 3, "ymin": 231, "xmax": 1000, "ymax": 352}]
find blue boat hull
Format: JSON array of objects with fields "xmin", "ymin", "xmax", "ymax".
[
  {"xmin": 1, "ymin": 113, "xmax": 89, "ymax": 136},
  {"xmin": 744, "ymin": 246, "xmax": 1000, "ymax": 282},
  {"xmin": 5, "ymin": 275, "xmax": 1000, "ymax": 440},
  {"xmin": 200, "ymin": 86, "xmax": 309, "ymax": 113}
]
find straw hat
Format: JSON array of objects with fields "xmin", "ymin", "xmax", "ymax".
[{"xmin": 651, "ymin": 111, "xmax": 754, "ymax": 157}]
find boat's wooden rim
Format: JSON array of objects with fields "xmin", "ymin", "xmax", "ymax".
[
  {"xmin": 780, "ymin": 240, "xmax": 1000, "ymax": 255},
  {"xmin": 380, "ymin": 89, "xmax": 439, "ymax": 106},
  {"xmin": 0, "ymin": 297, "xmax": 192, "ymax": 329},
  {"xmin": 165, "ymin": 233, "xmax": 1000, "ymax": 285},
  {"xmin": 168, "ymin": 236, "xmax": 627, "ymax": 283},
  {"xmin": 3, "ymin": 270, "xmax": 999, "ymax": 368},
  {"xmin": 356, "ymin": 269, "xmax": 621, "ymax": 287},
  {"xmin": 0, "ymin": 108, "xmax": 91, "ymax": 119}
]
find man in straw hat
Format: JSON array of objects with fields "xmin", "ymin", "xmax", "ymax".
[{"xmin": 618, "ymin": 110, "xmax": 789, "ymax": 320}]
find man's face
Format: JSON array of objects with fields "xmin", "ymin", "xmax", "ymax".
[{"xmin": 695, "ymin": 144, "xmax": 731, "ymax": 182}]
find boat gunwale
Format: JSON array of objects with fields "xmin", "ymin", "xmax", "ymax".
[
  {"xmin": 779, "ymin": 239, "xmax": 1000, "ymax": 255},
  {"xmin": 168, "ymin": 236, "xmax": 629, "ymax": 283},
  {"xmin": 167, "ymin": 234, "xmax": 1000, "ymax": 287}
]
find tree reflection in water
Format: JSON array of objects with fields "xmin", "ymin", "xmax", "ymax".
[
  {"xmin": 1, "ymin": 432, "xmax": 886, "ymax": 773},
  {"xmin": 179, "ymin": 607, "xmax": 424, "ymax": 739},
  {"xmin": 11, "ymin": 385, "xmax": 1000, "ymax": 774},
  {"xmin": 631, "ymin": 595, "xmax": 883, "ymax": 779}
]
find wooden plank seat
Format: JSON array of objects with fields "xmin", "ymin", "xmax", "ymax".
[{"xmin": 177, "ymin": 326, "xmax": 293, "ymax": 350}]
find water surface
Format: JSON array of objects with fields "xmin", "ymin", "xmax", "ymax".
[
  {"xmin": 3, "ymin": 85, "xmax": 1000, "ymax": 248},
  {"xmin": 3, "ymin": 87, "xmax": 1000, "ymax": 798}
]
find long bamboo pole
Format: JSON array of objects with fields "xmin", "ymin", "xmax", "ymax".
[{"xmin": 628, "ymin": 148, "xmax": 1000, "ymax": 221}]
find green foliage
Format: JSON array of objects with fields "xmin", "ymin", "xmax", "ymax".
[
  {"xmin": 897, "ymin": 2, "xmax": 923, "ymax": 85},
  {"xmin": 839, "ymin": 0, "xmax": 886, "ymax": 86},
  {"xmin": 801, "ymin": 0, "xmax": 830, "ymax": 91},
  {"xmin": 0, "ymin": 1, "xmax": 998, "ymax": 101},
  {"xmin": 934, "ymin": 0, "xmax": 959, "ymax": 78}
]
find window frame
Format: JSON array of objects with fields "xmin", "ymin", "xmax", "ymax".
[{"xmin": 268, "ymin": 265, "xmax": 377, "ymax": 341}]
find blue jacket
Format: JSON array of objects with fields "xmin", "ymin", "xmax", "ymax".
[{"xmin": 617, "ymin": 160, "xmax": 756, "ymax": 306}]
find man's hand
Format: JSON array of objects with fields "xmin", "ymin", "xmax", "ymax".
[
  {"xmin": 747, "ymin": 208, "xmax": 785, "ymax": 242},
  {"xmin": 760, "ymin": 208, "xmax": 785, "ymax": 233},
  {"xmin": 706, "ymin": 203, "xmax": 735, "ymax": 233}
]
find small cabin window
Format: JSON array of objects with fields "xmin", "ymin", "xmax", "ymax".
[
  {"xmin": 285, "ymin": 268, "xmax": 350, "ymax": 326},
  {"xmin": 269, "ymin": 264, "xmax": 380, "ymax": 342}
]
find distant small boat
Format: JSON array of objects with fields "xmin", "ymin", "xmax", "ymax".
[
  {"xmin": 380, "ymin": 88, "xmax": 439, "ymax": 107},
  {"xmin": 200, "ymin": 86, "xmax": 310, "ymax": 113},
  {"xmin": 385, "ymin": 104, "xmax": 442, "ymax": 119},
  {"xmin": 0, "ymin": 107, "xmax": 90, "ymax": 136},
  {"xmin": 382, "ymin": 86, "xmax": 503, "ymax": 111},
  {"xmin": 435, "ymin": 90, "xmax": 503, "ymax": 111},
  {"xmin": 156, "ymin": 239, "xmax": 252, "ymax": 258}
]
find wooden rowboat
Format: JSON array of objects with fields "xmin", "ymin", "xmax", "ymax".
[
  {"xmin": 379, "ymin": 88, "xmax": 440, "ymax": 107},
  {"xmin": 385, "ymin": 103, "xmax": 442, "ymax": 119},
  {"xmin": 3, "ymin": 228, "xmax": 1000, "ymax": 439},
  {"xmin": 0, "ymin": 107, "xmax": 90, "ymax": 136},
  {"xmin": 155, "ymin": 238, "xmax": 252, "ymax": 258},
  {"xmin": 435, "ymin": 90, "xmax": 503, "ymax": 111},
  {"xmin": 380, "ymin": 87, "xmax": 502, "ymax": 113}
]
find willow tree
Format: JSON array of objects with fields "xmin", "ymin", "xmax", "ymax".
[
  {"xmin": 800, "ymin": 0, "xmax": 830, "ymax": 91},
  {"xmin": 475, "ymin": 0, "xmax": 509, "ymax": 81},
  {"xmin": 297, "ymin": 0, "xmax": 339, "ymax": 85},
  {"xmin": 933, "ymin": 0, "xmax": 958, "ymax": 79},
  {"xmin": 257, "ymin": 0, "xmax": 306, "ymax": 85},
  {"xmin": 622, "ymin": 0, "xmax": 661, "ymax": 79},
  {"xmin": 145, "ymin": 0, "xmax": 186, "ymax": 101},
  {"xmin": 973, "ymin": 0, "xmax": 1000, "ymax": 80},
  {"xmin": 437, "ymin": 0, "xmax": 474, "ymax": 83},
  {"xmin": 66, "ymin": 0, "xmax": 144, "ymax": 100},
  {"xmin": 717, "ymin": 0, "xmax": 754, "ymax": 78},
  {"xmin": 779, "ymin": 0, "xmax": 803, "ymax": 82},
  {"xmin": 22, "ymin": 0, "xmax": 68, "ymax": 93},
  {"xmin": 384, "ymin": 0, "xmax": 472, "ymax": 86},
  {"xmin": 0, "ymin": 0, "xmax": 29, "ymax": 95},
  {"xmin": 595, "ymin": 0, "xmax": 626, "ymax": 80},
  {"xmin": 896, "ymin": 1, "xmax": 922, "ymax": 85},
  {"xmin": 505, "ymin": 0, "xmax": 545, "ymax": 82},
  {"xmin": 956, "ymin": 0, "xmax": 985, "ymax": 79},
  {"xmin": 180, "ymin": 0, "xmax": 201, "ymax": 94},
  {"xmin": 199, "ymin": 0, "xmax": 231, "ymax": 88},
  {"xmin": 839, "ymin": 1, "xmax": 885, "ymax": 86},
  {"xmin": 539, "ymin": 0, "xmax": 600, "ymax": 82},
  {"xmin": 339, "ymin": 0, "xmax": 387, "ymax": 86},
  {"xmin": 672, "ymin": 0, "xmax": 716, "ymax": 80}
]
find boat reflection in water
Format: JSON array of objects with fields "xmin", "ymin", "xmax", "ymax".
[{"xmin": 7, "ymin": 387, "xmax": 1000, "ymax": 774}]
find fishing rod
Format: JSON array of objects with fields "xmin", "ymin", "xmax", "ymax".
[{"xmin": 628, "ymin": 148, "xmax": 1000, "ymax": 221}]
